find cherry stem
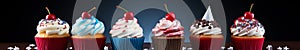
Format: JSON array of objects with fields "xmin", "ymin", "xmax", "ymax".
[
  {"xmin": 249, "ymin": 3, "xmax": 254, "ymax": 12},
  {"xmin": 88, "ymin": 7, "xmax": 97, "ymax": 13},
  {"xmin": 116, "ymin": 5, "xmax": 128, "ymax": 12},
  {"xmin": 164, "ymin": 3, "xmax": 170, "ymax": 13},
  {"xmin": 45, "ymin": 7, "xmax": 51, "ymax": 14}
]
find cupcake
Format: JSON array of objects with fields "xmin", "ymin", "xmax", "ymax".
[
  {"xmin": 35, "ymin": 7, "xmax": 70, "ymax": 50},
  {"xmin": 151, "ymin": 11, "xmax": 184, "ymax": 50},
  {"xmin": 189, "ymin": 6, "xmax": 224, "ymax": 50},
  {"xmin": 109, "ymin": 11, "xmax": 144, "ymax": 50},
  {"xmin": 230, "ymin": 11, "xmax": 265, "ymax": 50},
  {"xmin": 71, "ymin": 7, "xmax": 106, "ymax": 50}
]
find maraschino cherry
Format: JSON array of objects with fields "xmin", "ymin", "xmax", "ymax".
[
  {"xmin": 124, "ymin": 12, "xmax": 134, "ymax": 20},
  {"xmin": 81, "ymin": 7, "xmax": 96, "ymax": 19},
  {"xmin": 244, "ymin": 3, "xmax": 255, "ymax": 19},
  {"xmin": 164, "ymin": 3, "xmax": 175, "ymax": 22},
  {"xmin": 45, "ymin": 7, "xmax": 56, "ymax": 20},
  {"xmin": 116, "ymin": 5, "xmax": 134, "ymax": 20},
  {"xmin": 235, "ymin": 3, "xmax": 255, "ymax": 25},
  {"xmin": 166, "ymin": 12, "xmax": 175, "ymax": 22},
  {"xmin": 244, "ymin": 12, "xmax": 254, "ymax": 19}
]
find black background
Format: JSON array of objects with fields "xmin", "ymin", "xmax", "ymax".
[{"xmin": 2, "ymin": 0, "xmax": 298, "ymax": 43}]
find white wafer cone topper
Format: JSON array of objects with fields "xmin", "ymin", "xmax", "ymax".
[{"xmin": 202, "ymin": 6, "xmax": 214, "ymax": 21}]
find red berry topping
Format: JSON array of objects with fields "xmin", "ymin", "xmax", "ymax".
[
  {"xmin": 46, "ymin": 14, "xmax": 56, "ymax": 20},
  {"xmin": 124, "ymin": 12, "xmax": 134, "ymax": 20},
  {"xmin": 166, "ymin": 12, "xmax": 175, "ymax": 22},
  {"xmin": 81, "ymin": 12, "xmax": 91, "ymax": 19},
  {"xmin": 244, "ymin": 12, "xmax": 254, "ymax": 19}
]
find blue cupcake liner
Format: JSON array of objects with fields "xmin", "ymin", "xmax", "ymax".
[{"xmin": 110, "ymin": 37, "xmax": 145, "ymax": 50}]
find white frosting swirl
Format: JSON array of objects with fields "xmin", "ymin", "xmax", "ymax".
[
  {"xmin": 110, "ymin": 18, "xmax": 143, "ymax": 38},
  {"xmin": 36, "ymin": 18, "xmax": 70, "ymax": 35},
  {"xmin": 152, "ymin": 18, "xmax": 184, "ymax": 37},
  {"xmin": 231, "ymin": 18, "xmax": 265, "ymax": 36},
  {"xmin": 190, "ymin": 21, "xmax": 222, "ymax": 35},
  {"xmin": 190, "ymin": 6, "xmax": 222, "ymax": 35}
]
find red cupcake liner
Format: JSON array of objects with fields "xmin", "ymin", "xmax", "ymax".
[
  {"xmin": 35, "ymin": 37, "xmax": 69, "ymax": 50},
  {"xmin": 232, "ymin": 36, "xmax": 264, "ymax": 50},
  {"xmin": 189, "ymin": 35, "xmax": 224, "ymax": 50},
  {"xmin": 72, "ymin": 37, "xmax": 106, "ymax": 50}
]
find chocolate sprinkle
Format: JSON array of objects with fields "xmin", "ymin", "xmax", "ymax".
[
  {"xmin": 202, "ymin": 25, "xmax": 206, "ymax": 27},
  {"xmin": 63, "ymin": 25, "xmax": 66, "ymax": 29},
  {"xmin": 208, "ymin": 26, "xmax": 212, "ymax": 29},
  {"xmin": 193, "ymin": 19, "xmax": 220, "ymax": 29}
]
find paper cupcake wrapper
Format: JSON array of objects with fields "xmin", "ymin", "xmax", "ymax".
[
  {"xmin": 189, "ymin": 35, "xmax": 224, "ymax": 50},
  {"xmin": 151, "ymin": 37, "xmax": 184, "ymax": 50},
  {"xmin": 35, "ymin": 37, "xmax": 69, "ymax": 50},
  {"xmin": 110, "ymin": 37, "xmax": 144, "ymax": 50},
  {"xmin": 72, "ymin": 37, "xmax": 106, "ymax": 50},
  {"xmin": 232, "ymin": 36, "xmax": 264, "ymax": 50},
  {"xmin": 189, "ymin": 36, "xmax": 200, "ymax": 50}
]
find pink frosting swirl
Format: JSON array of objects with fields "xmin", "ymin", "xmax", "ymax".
[{"xmin": 152, "ymin": 18, "xmax": 184, "ymax": 37}]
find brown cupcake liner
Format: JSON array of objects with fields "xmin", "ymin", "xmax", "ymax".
[{"xmin": 151, "ymin": 36, "xmax": 184, "ymax": 50}]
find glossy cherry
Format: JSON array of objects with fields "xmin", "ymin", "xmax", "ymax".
[
  {"xmin": 244, "ymin": 12, "xmax": 254, "ymax": 19},
  {"xmin": 81, "ymin": 12, "xmax": 91, "ymax": 19},
  {"xmin": 46, "ymin": 14, "xmax": 56, "ymax": 20},
  {"xmin": 45, "ymin": 7, "xmax": 56, "ymax": 20},
  {"xmin": 166, "ymin": 12, "xmax": 175, "ymax": 22},
  {"xmin": 124, "ymin": 12, "xmax": 134, "ymax": 20}
]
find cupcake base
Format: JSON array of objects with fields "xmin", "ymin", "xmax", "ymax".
[
  {"xmin": 110, "ymin": 37, "xmax": 145, "ymax": 50},
  {"xmin": 189, "ymin": 35, "xmax": 224, "ymax": 50},
  {"xmin": 232, "ymin": 36, "xmax": 264, "ymax": 50},
  {"xmin": 35, "ymin": 33, "xmax": 70, "ymax": 50},
  {"xmin": 151, "ymin": 36, "xmax": 184, "ymax": 50},
  {"xmin": 72, "ymin": 34, "xmax": 106, "ymax": 50}
]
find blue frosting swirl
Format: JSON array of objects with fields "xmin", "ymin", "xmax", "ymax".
[{"xmin": 71, "ymin": 16, "xmax": 105, "ymax": 36}]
